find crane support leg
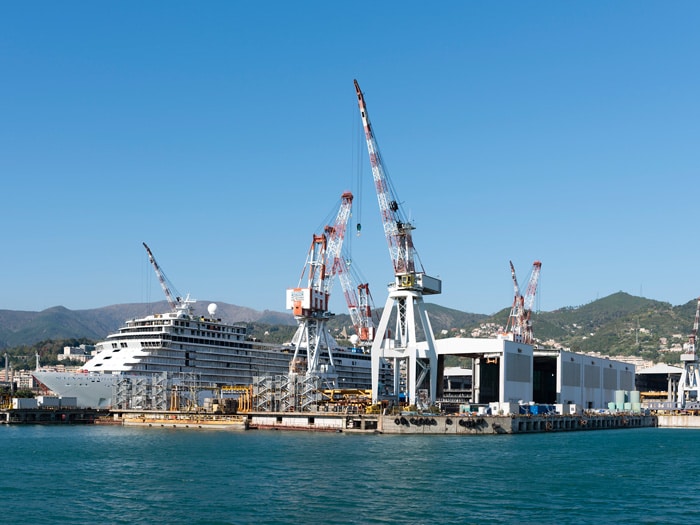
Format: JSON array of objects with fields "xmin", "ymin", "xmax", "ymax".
[{"xmin": 371, "ymin": 287, "xmax": 437, "ymax": 407}]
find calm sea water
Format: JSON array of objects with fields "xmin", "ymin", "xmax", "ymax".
[{"xmin": 1, "ymin": 425, "xmax": 698, "ymax": 524}]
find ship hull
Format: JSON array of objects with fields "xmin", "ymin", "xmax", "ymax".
[{"xmin": 32, "ymin": 372, "xmax": 116, "ymax": 409}]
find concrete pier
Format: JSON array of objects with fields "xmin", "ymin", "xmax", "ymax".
[
  {"xmin": 245, "ymin": 412, "xmax": 657, "ymax": 434},
  {"xmin": 656, "ymin": 413, "xmax": 700, "ymax": 428},
  {"xmin": 0, "ymin": 408, "xmax": 109, "ymax": 424}
]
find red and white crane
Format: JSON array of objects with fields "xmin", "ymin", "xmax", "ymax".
[
  {"xmin": 333, "ymin": 255, "xmax": 376, "ymax": 345},
  {"xmin": 354, "ymin": 79, "xmax": 440, "ymax": 407},
  {"xmin": 286, "ymin": 192, "xmax": 353, "ymax": 385},
  {"xmin": 505, "ymin": 260, "xmax": 525, "ymax": 341},
  {"xmin": 505, "ymin": 260, "xmax": 541, "ymax": 344},
  {"xmin": 522, "ymin": 261, "xmax": 542, "ymax": 344}
]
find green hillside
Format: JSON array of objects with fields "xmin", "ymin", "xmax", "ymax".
[
  {"xmin": 476, "ymin": 292, "xmax": 695, "ymax": 363},
  {"xmin": 1, "ymin": 292, "xmax": 697, "ymax": 367}
]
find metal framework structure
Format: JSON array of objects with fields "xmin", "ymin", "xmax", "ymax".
[
  {"xmin": 334, "ymin": 256, "xmax": 376, "ymax": 345},
  {"xmin": 505, "ymin": 260, "xmax": 542, "ymax": 344},
  {"xmin": 506, "ymin": 261, "xmax": 525, "ymax": 342},
  {"xmin": 678, "ymin": 297, "xmax": 700, "ymax": 408},
  {"xmin": 286, "ymin": 192, "xmax": 353, "ymax": 389},
  {"xmin": 114, "ymin": 373, "xmax": 170, "ymax": 411},
  {"xmin": 143, "ymin": 242, "xmax": 182, "ymax": 311},
  {"xmin": 354, "ymin": 79, "xmax": 441, "ymax": 407}
]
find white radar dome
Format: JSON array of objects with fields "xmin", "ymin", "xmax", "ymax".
[
  {"xmin": 208, "ymin": 303, "xmax": 218, "ymax": 316},
  {"xmin": 349, "ymin": 334, "xmax": 359, "ymax": 346}
]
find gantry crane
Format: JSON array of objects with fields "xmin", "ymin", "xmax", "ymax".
[
  {"xmin": 678, "ymin": 297, "xmax": 700, "ymax": 408},
  {"xmin": 505, "ymin": 260, "xmax": 541, "ymax": 344},
  {"xmin": 354, "ymin": 79, "xmax": 441, "ymax": 407},
  {"xmin": 286, "ymin": 192, "xmax": 353, "ymax": 387}
]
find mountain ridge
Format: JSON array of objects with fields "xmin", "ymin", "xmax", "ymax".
[{"xmin": 1, "ymin": 292, "xmax": 697, "ymax": 365}]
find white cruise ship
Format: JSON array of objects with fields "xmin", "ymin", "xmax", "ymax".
[{"xmin": 33, "ymin": 297, "xmax": 388, "ymax": 408}]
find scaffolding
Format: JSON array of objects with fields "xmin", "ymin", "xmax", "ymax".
[
  {"xmin": 251, "ymin": 374, "xmax": 324, "ymax": 412},
  {"xmin": 253, "ymin": 376, "xmax": 274, "ymax": 412},
  {"xmin": 113, "ymin": 372, "xmax": 219, "ymax": 411}
]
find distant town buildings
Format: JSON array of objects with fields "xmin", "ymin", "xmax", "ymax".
[{"xmin": 58, "ymin": 344, "xmax": 95, "ymax": 363}]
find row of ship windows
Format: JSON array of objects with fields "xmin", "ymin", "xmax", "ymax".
[
  {"xmin": 109, "ymin": 332, "xmax": 245, "ymax": 347},
  {"xmin": 148, "ymin": 348, "xmax": 256, "ymax": 358},
  {"xmin": 125, "ymin": 326, "xmax": 243, "ymax": 339},
  {"xmin": 125, "ymin": 323, "xmax": 246, "ymax": 335},
  {"xmin": 173, "ymin": 328, "xmax": 241, "ymax": 339},
  {"xmin": 171, "ymin": 336, "xmax": 253, "ymax": 349},
  {"xmin": 173, "ymin": 320, "xmax": 246, "ymax": 334},
  {"xmin": 109, "ymin": 341, "xmax": 158, "ymax": 350}
]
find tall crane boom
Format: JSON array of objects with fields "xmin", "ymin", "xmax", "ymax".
[
  {"xmin": 324, "ymin": 191, "xmax": 353, "ymax": 295},
  {"xmin": 505, "ymin": 260, "xmax": 525, "ymax": 340},
  {"xmin": 510, "ymin": 261, "xmax": 521, "ymax": 300},
  {"xmin": 288, "ymin": 192, "xmax": 353, "ymax": 317},
  {"xmin": 334, "ymin": 255, "xmax": 376, "ymax": 344},
  {"xmin": 354, "ymin": 80, "xmax": 439, "ymax": 295},
  {"xmin": 523, "ymin": 261, "xmax": 542, "ymax": 313},
  {"xmin": 286, "ymin": 192, "xmax": 354, "ymax": 388},
  {"xmin": 522, "ymin": 261, "xmax": 542, "ymax": 345},
  {"xmin": 504, "ymin": 260, "xmax": 541, "ymax": 344},
  {"xmin": 356, "ymin": 282, "xmax": 375, "ymax": 343},
  {"xmin": 143, "ymin": 242, "xmax": 181, "ymax": 311},
  {"xmin": 354, "ymin": 79, "xmax": 440, "ymax": 407}
]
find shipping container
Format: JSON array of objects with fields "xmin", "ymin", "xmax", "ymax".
[{"xmin": 12, "ymin": 398, "xmax": 38, "ymax": 409}]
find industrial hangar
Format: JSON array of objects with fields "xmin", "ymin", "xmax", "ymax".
[{"xmin": 432, "ymin": 337, "xmax": 635, "ymax": 412}]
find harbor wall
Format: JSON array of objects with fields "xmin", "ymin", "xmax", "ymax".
[
  {"xmin": 244, "ymin": 412, "xmax": 656, "ymax": 434},
  {"xmin": 656, "ymin": 414, "xmax": 700, "ymax": 428},
  {"xmin": 252, "ymin": 413, "xmax": 346, "ymax": 431},
  {"xmin": 379, "ymin": 414, "xmax": 655, "ymax": 434}
]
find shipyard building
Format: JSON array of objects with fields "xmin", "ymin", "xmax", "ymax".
[{"xmin": 432, "ymin": 338, "xmax": 635, "ymax": 414}]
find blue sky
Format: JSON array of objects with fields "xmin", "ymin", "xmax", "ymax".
[{"xmin": 1, "ymin": 2, "xmax": 699, "ymax": 316}]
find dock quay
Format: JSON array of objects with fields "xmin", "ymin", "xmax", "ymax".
[
  {"xmin": 0, "ymin": 407, "xmax": 109, "ymax": 425},
  {"xmin": 656, "ymin": 413, "xmax": 700, "ymax": 429},
  {"xmin": 245, "ymin": 411, "xmax": 657, "ymax": 434},
  {"xmin": 0, "ymin": 406, "xmax": 662, "ymax": 432}
]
